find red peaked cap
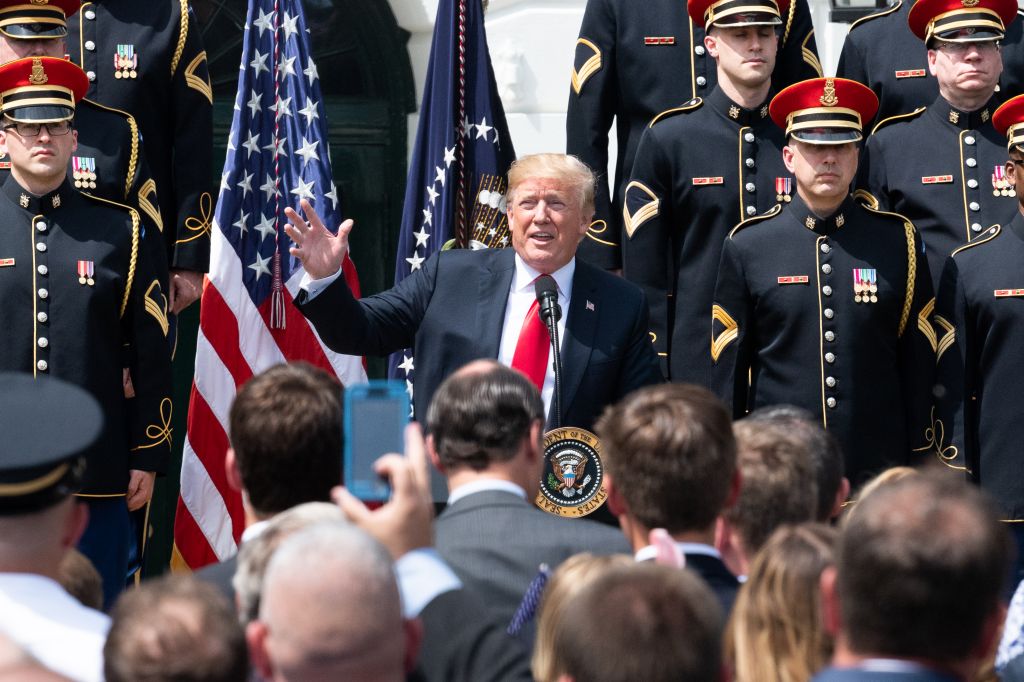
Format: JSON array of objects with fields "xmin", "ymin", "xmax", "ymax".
[
  {"xmin": 908, "ymin": 0, "xmax": 1017, "ymax": 42},
  {"xmin": 769, "ymin": 78, "xmax": 879, "ymax": 143},
  {"xmin": 0, "ymin": 0, "xmax": 80, "ymax": 39},
  {"xmin": 688, "ymin": 0, "xmax": 791, "ymax": 29},
  {"xmin": 0, "ymin": 57, "xmax": 89, "ymax": 122},
  {"xmin": 993, "ymin": 94, "xmax": 1024, "ymax": 150}
]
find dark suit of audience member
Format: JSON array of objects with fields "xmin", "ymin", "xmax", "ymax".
[{"xmin": 427, "ymin": 361, "xmax": 630, "ymax": 644}]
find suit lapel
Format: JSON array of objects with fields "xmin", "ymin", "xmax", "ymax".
[
  {"xmin": 558, "ymin": 261, "xmax": 598, "ymax": 425},
  {"xmin": 477, "ymin": 249, "xmax": 516, "ymax": 359}
]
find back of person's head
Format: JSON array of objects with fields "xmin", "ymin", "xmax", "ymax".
[
  {"xmin": 426, "ymin": 360, "xmax": 544, "ymax": 472},
  {"xmin": 251, "ymin": 521, "xmax": 408, "ymax": 682},
  {"xmin": 837, "ymin": 472, "xmax": 1011, "ymax": 665},
  {"xmin": 57, "ymin": 549, "xmax": 103, "ymax": 611},
  {"xmin": 234, "ymin": 502, "xmax": 345, "ymax": 625},
  {"xmin": 597, "ymin": 383, "xmax": 736, "ymax": 534},
  {"xmin": 727, "ymin": 420, "xmax": 818, "ymax": 558},
  {"xmin": 727, "ymin": 523, "xmax": 837, "ymax": 682},
  {"xmin": 744, "ymin": 405, "xmax": 845, "ymax": 521},
  {"xmin": 104, "ymin": 575, "xmax": 247, "ymax": 682},
  {"xmin": 841, "ymin": 466, "xmax": 918, "ymax": 522},
  {"xmin": 532, "ymin": 553, "xmax": 635, "ymax": 682},
  {"xmin": 549, "ymin": 563, "xmax": 722, "ymax": 682},
  {"xmin": 228, "ymin": 362, "xmax": 342, "ymax": 517}
]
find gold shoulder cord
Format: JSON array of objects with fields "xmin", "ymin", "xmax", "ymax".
[
  {"xmin": 897, "ymin": 221, "xmax": 915, "ymax": 337},
  {"xmin": 171, "ymin": 0, "xmax": 189, "ymax": 77}
]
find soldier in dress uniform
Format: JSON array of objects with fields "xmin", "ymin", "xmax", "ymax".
[
  {"xmin": 710, "ymin": 78, "xmax": 935, "ymax": 486},
  {"xmin": 68, "ymin": 0, "xmax": 212, "ymax": 315},
  {"xmin": 621, "ymin": 0, "xmax": 793, "ymax": 384},
  {"xmin": 566, "ymin": 0, "xmax": 821, "ymax": 270},
  {"xmin": 0, "ymin": 56, "xmax": 172, "ymax": 606},
  {"xmin": 838, "ymin": 0, "xmax": 1024, "ymax": 130},
  {"xmin": 0, "ymin": 0, "xmax": 167, "ymax": 294},
  {"xmin": 931, "ymin": 94, "xmax": 1024, "ymax": 579},
  {"xmin": 857, "ymin": 0, "xmax": 1019, "ymax": 291}
]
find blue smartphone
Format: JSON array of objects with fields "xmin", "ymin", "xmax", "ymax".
[{"xmin": 343, "ymin": 381, "xmax": 410, "ymax": 502}]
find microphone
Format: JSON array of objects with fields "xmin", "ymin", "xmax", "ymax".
[
  {"xmin": 534, "ymin": 275, "xmax": 561, "ymax": 325},
  {"xmin": 534, "ymin": 274, "xmax": 563, "ymax": 428}
]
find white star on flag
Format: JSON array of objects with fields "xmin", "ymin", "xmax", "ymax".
[
  {"xmin": 406, "ymin": 252, "xmax": 426, "ymax": 270},
  {"xmin": 248, "ymin": 252, "xmax": 272, "ymax": 278},
  {"xmin": 290, "ymin": 177, "xmax": 316, "ymax": 202},
  {"xmin": 295, "ymin": 138, "xmax": 320, "ymax": 166}
]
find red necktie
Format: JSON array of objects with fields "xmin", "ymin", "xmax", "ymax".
[{"xmin": 511, "ymin": 297, "xmax": 550, "ymax": 391}]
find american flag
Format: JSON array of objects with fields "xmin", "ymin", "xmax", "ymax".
[
  {"xmin": 387, "ymin": 0, "xmax": 517, "ymax": 403},
  {"xmin": 172, "ymin": 0, "xmax": 366, "ymax": 570}
]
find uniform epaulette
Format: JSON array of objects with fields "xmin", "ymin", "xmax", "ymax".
[
  {"xmin": 848, "ymin": 0, "xmax": 902, "ymax": 31},
  {"xmin": 952, "ymin": 224, "xmax": 1001, "ymax": 256},
  {"xmin": 856, "ymin": 194, "xmax": 914, "ymax": 226},
  {"xmin": 728, "ymin": 203, "xmax": 782, "ymax": 237},
  {"xmin": 649, "ymin": 98, "xmax": 703, "ymax": 127},
  {"xmin": 870, "ymin": 106, "xmax": 926, "ymax": 136}
]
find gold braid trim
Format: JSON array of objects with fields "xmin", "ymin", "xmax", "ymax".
[
  {"xmin": 123, "ymin": 209, "xmax": 140, "ymax": 318},
  {"xmin": 898, "ymin": 221, "xmax": 915, "ymax": 337},
  {"xmin": 171, "ymin": 0, "xmax": 189, "ymax": 77},
  {"xmin": 125, "ymin": 114, "xmax": 139, "ymax": 201},
  {"xmin": 132, "ymin": 398, "xmax": 173, "ymax": 451},
  {"xmin": 783, "ymin": 0, "xmax": 796, "ymax": 46}
]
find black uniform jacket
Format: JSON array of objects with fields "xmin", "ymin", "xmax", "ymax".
[
  {"xmin": 0, "ymin": 176, "xmax": 172, "ymax": 494},
  {"xmin": 566, "ymin": 0, "xmax": 820, "ymax": 269},
  {"xmin": 0, "ymin": 99, "xmax": 168, "ymax": 290},
  {"xmin": 710, "ymin": 193, "xmax": 935, "ymax": 484},
  {"xmin": 69, "ymin": 0, "xmax": 213, "ymax": 273},
  {"xmin": 622, "ymin": 87, "xmax": 790, "ymax": 383},
  {"xmin": 838, "ymin": 2, "xmax": 1024, "ymax": 128},
  {"xmin": 859, "ymin": 96, "xmax": 1019, "ymax": 291},
  {"xmin": 933, "ymin": 213, "xmax": 1024, "ymax": 519}
]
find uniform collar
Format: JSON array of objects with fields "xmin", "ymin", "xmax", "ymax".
[
  {"xmin": 790, "ymin": 191, "xmax": 855, "ymax": 236},
  {"xmin": 2, "ymin": 174, "xmax": 70, "ymax": 215},
  {"xmin": 933, "ymin": 94, "xmax": 996, "ymax": 130},
  {"xmin": 708, "ymin": 86, "xmax": 771, "ymax": 127}
]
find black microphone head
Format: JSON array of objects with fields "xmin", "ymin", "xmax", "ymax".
[
  {"xmin": 534, "ymin": 274, "xmax": 558, "ymax": 301},
  {"xmin": 534, "ymin": 275, "xmax": 561, "ymax": 323}
]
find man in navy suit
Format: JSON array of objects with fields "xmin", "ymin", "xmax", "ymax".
[
  {"xmin": 286, "ymin": 153, "xmax": 663, "ymax": 431},
  {"xmin": 815, "ymin": 473, "xmax": 1010, "ymax": 681}
]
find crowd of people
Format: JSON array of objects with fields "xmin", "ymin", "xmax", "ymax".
[{"xmin": 4, "ymin": 0, "xmax": 1024, "ymax": 679}]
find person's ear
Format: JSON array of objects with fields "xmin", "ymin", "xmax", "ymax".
[
  {"xmin": 782, "ymin": 144, "xmax": 797, "ymax": 174},
  {"xmin": 63, "ymin": 500, "xmax": 89, "ymax": 549},
  {"xmin": 402, "ymin": 617, "xmax": 424, "ymax": 675},
  {"xmin": 705, "ymin": 32, "xmax": 719, "ymax": 59},
  {"xmin": 225, "ymin": 448, "xmax": 243, "ymax": 492},
  {"xmin": 426, "ymin": 434, "xmax": 446, "ymax": 475},
  {"xmin": 819, "ymin": 565, "xmax": 842, "ymax": 637},
  {"xmin": 830, "ymin": 477, "xmax": 851, "ymax": 520},
  {"xmin": 246, "ymin": 620, "xmax": 274, "ymax": 681},
  {"xmin": 927, "ymin": 48, "xmax": 939, "ymax": 77}
]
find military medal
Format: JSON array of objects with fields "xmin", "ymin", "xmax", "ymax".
[
  {"xmin": 114, "ymin": 44, "xmax": 137, "ymax": 79},
  {"xmin": 77, "ymin": 260, "xmax": 95, "ymax": 286},
  {"xmin": 775, "ymin": 177, "xmax": 792, "ymax": 202},
  {"xmin": 72, "ymin": 157, "xmax": 97, "ymax": 190},
  {"xmin": 993, "ymin": 165, "xmax": 1012, "ymax": 196},
  {"xmin": 854, "ymin": 268, "xmax": 877, "ymax": 303}
]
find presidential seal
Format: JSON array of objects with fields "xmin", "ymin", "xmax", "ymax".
[{"xmin": 535, "ymin": 427, "xmax": 607, "ymax": 518}]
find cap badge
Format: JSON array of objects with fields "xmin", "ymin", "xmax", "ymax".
[
  {"xmin": 30, "ymin": 0, "xmax": 49, "ymax": 5},
  {"xmin": 820, "ymin": 78, "xmax": 838, "ymax": 107},
  {"xmin": 28, "ymin": 58, "xmax": 47, "ymax": 86},
  {"xmin": 962, "ymin": 0, "xmax": 980, "ymax": 7}
]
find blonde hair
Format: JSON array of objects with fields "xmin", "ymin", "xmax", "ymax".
[
  {"xmin": 506, "ymin": 153, "xmax": 596, "ymax": 217},
  {"xmin": 532, "ymin": 553, "xmax": 633, "ymax": 682},
  {"xmin": 842, "ymin": 466, "xmax": 918, "ymax": 522},
  {"xmin": 726, "ymin": 523, "xmax": 837, "ymax": 682}
]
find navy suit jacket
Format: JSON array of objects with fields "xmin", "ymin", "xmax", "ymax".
[{"xmin": 296, "ymin": 248, "xmax": 663, "ymax": 429}]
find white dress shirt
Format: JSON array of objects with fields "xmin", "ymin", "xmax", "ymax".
[
  {"xmin": 497, "ymin": 255, "xmax": 574, "ymax": 420},
  {"xmin": 0, "ymin": 573, "xmax": 109, "ymax": 682}
]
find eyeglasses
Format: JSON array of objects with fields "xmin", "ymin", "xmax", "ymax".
[
  {"xmin": 2, "ymin": 121, "xmax": 73, "ymax": 137},
  {"xmin": 1010, "ymin": 158, "xmax": 1024, "ymax": 168},
  {"xmin": 935, "ymin": 40, "xmax": 1001, "ymax": 55}
]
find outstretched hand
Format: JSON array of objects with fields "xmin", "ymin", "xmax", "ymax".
[{"xmin": 283, "ymin": 199, "xmax": 354, "ymax": 280}]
